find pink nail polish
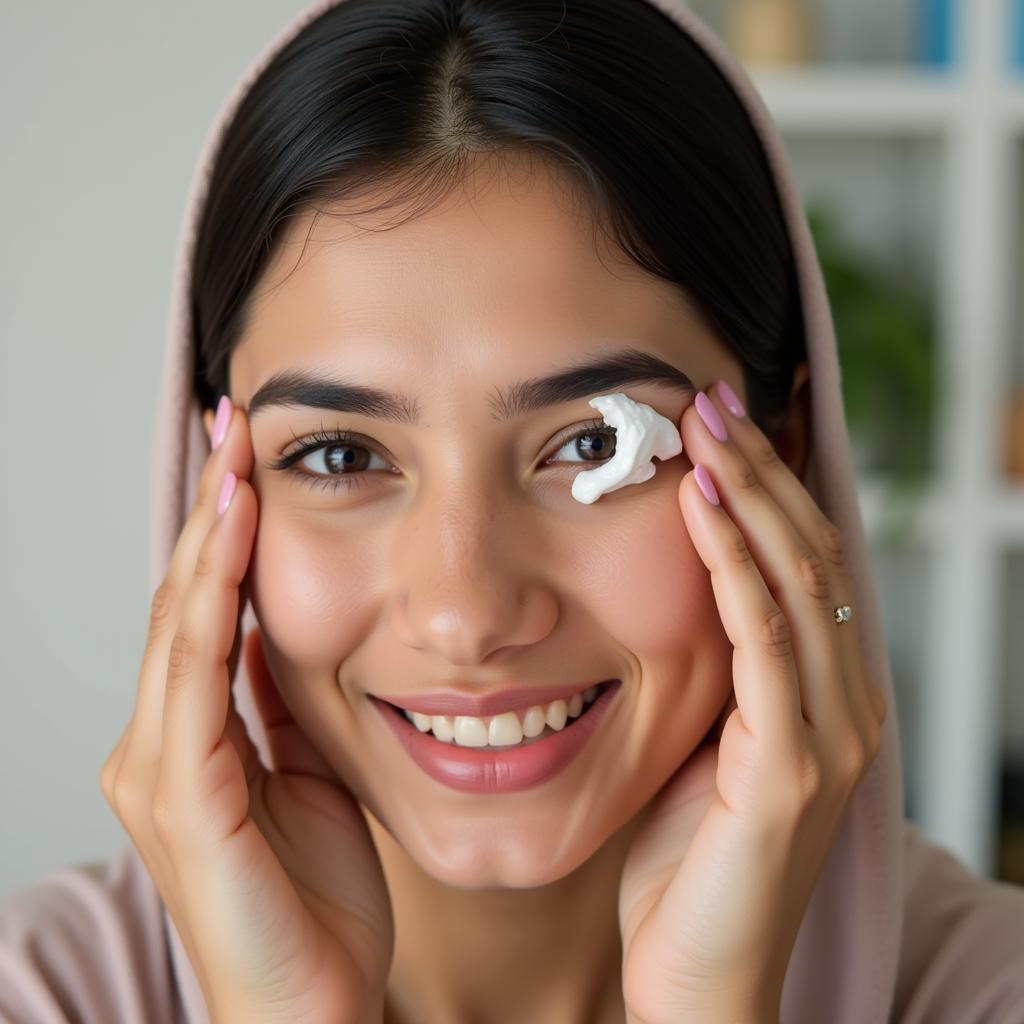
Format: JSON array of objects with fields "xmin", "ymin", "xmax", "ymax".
[
  {"xmin": 694, "ymin": 464, "xmax": 720, "ymax": 506},
  {"xmin": 695, "ymin": 391, "xmax": 728, "ymax": 442},
  {"xmin": 217, "ymin": 471, "xmax": 237, "ymax": 516},
  {"xmin": 211, "ymin": 394, "xmax": 232, "ymax": 450},
  {"xmin": 715, "ymin": 379, "xmax": 746, "ymax": 419}
]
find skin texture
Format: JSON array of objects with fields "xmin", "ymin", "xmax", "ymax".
[{"xmin": 207, "ymin": 150, "xmax": 811, "ymax": 1024}]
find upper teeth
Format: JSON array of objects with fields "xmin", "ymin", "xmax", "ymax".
[{"xmin": 402, "ymin": 684, "xmax": 603, "ymax": 747}]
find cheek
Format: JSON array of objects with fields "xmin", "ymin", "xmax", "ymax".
[
  {"xmin": 581, "ymin": 493, "xmax": 722, "ymax": 656},
  {"xmin": 578, "ymin": 490, "xmax": 734, "ymax": 765},
  {"xmin": 248, "ymin": 510, "xmax": 374, "ymax": 669}
]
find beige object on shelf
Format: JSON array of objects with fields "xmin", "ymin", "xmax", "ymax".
[{"xmin": 726, "ymin": 0, "xmax": 814, "ymax": 66}]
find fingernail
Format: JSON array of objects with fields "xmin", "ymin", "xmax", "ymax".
[
  {"xmin": 695, "ymin": 391, "xmax": 728, "ymax": 442},
  {"xmin": 715, "ymin": 379, "xmax": 746, "ymax": 419},
  {"xmin": 694, "ymin": 464, "xmax": 719, "ymax": 506},
  {"xmin": 211, "ymin": 394, "xmax": 232, "ymax": 450},
  {"xmin": 217, "ymin": 471, "xmax": 237, "ymax": 516}
]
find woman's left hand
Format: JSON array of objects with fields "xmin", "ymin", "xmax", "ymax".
[{"xmin": 618, "ymin": 380, "xmax": 889, "ymax": 1024}]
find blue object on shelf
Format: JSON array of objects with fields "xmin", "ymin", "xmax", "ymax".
[{"xmin": 913, "ymin": 0, "xmax": 954, "ymax": 67}]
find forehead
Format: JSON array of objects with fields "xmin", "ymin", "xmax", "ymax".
[{"xmin": 229, "ymin": 152, "xmax": 721, "ymax": 403}]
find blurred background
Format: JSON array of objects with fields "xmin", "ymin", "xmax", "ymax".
[{"xmin": 1, "ymin": 0, "xmax": 1022, "ymax": 899}]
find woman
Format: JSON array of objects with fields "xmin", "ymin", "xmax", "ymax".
[{"xmin": 3, "ymin": 1, "xmax": 1023, "ymax": 1021}]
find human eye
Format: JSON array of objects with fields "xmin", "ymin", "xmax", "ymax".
[
  {"xmin": 543, "ymin": 417, "xmax": 618, "ymax": 465},
  {"xmin": 267, "ymin": 426, "xmax": 398, "ymax": 493}
]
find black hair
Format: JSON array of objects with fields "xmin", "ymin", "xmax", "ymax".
[{"xmin": 190, "ymin": 0, "xmax": 805, "ymax": 439}]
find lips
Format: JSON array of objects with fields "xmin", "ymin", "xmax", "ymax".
[
  {"xmin": 375, "ymin": 679, "xmax": 617, "ymax": 719},
  {"xmin": 372, "ymin": 680, "xmax": 623, "ymax": 794}
]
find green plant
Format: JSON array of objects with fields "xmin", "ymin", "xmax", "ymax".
[{"xmin": 806, "ymin": 201, "xmax": 939, "ymax": 541}]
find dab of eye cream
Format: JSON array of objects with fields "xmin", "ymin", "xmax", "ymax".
[{"xmin": 571, "ymin": 392, "xmax": 683, "ymax": 505}]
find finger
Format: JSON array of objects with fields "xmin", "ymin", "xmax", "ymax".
[
  {"xmin": 709, "ymin": 692, "xmax": 738, "ymax": 744},
  {"xmin": 244, "ymin": 627, "xmax": 339, "ymax": 781},
  {"xmin": 131, "ymin": 401, "xmax": 254, "ymax": 760},
  {"xmin": 679, "ymin": 467, "xmax": 806, "ymax": 760},
  {"xmin": 689, "ymin": 383, "xmax": 874, "ymax": 745},
  {"xmin": 160, "ymin": 471, "xmax": 262, "ymax": 834},
  {"xmin": 99, "ymin": 720, "xmax": 132, "ymax": 803},
  {"xmin": 681, "ymin": 401, "xmax": 851, "ymax": 739}
]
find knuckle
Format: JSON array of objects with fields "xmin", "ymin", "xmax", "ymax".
[
  {"xmin": 99, "ymin": 756, "xmax": 117, "ymax": 804},
  {"xmin": 149, "ymin": 580, "xmax": 176, "ymax": 632},
  {"xmin": 794, "ymin": 752, "xmax": 823, "ymax": 807},
  {"xmin": 839, "ymin": 734, "xmax": 868, "ymax": 780},
  {"xmin": 726, "ymin": 531, "xmax": 755, "ymax": 567},
  {"xmin": 758, "ymin": 606, "xmax": 793, "ymax": 661},
  {"xmin": 193, "ymin": 540, "xmax": 217, "ymax": 581},
  {"xmin": 818, "ymin": 519, "xmax": 846, "ymax": 567},
  {"xmin": 194, "ymin": 470, "xmax": 214, "ymax": 511},
  {"xmin": 166, "ymin": 631, "xmax": 195, "ymax": 690},
  {"xmin": 733, "ymin": 459, "xmax": 760, "ymax": 494},
  {"xmin": 751, "ymin": 435, "xmax": 782, "ymax": 470},
  {"xmin": 151, "ymin": 789, "xmax": 178, "ymax": 843},
  {"xmin": 796, "ymin": 545, "xmax": 832, "ymax": 603},
  {"xmin": 109, "ymin": 772, "xmax": 138, "ymax": 820}
]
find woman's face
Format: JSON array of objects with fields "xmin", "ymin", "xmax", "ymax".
[{"xmin": 228, "ymin": 153, "xmax": 744, "ymax": 888}]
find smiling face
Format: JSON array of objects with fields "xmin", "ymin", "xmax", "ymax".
[{"xmin": 226, "ymin": 151, "xmax": 742, "ymax": 888}]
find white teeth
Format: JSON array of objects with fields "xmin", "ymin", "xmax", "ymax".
[
  {"xmin": 546, "ymin": 699, "xmax": 568, "ymax": 731},
  {"xmin": 488, "ymin": 711, "xmax": 523, "ymax": 746},
  {"xmin": 400, "ymin": 683, "xmax": 606, "ymax": 747},
  {"xmin": 522, "ymin": 705, "xmax": 547, "ymax": 738}
]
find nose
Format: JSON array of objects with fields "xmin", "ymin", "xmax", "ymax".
[{"xmin": 389, "ymin": 486, "xmax": 558, "ymax": 665}]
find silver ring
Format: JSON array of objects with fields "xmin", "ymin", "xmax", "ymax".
[{"xmin": 833, "ymin": 604, "xmax": 852, "ymax": 625}]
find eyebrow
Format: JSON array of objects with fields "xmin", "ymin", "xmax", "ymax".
[{"xmin": 245, "ymin": 346, "xmax": 697, "ymax": 424}]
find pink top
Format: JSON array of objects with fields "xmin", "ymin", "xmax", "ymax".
[{"xmin": 3, "ymin": 1, "xmax": 1023, "ymax": 1021}]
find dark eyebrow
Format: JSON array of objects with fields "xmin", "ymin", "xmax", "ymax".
[{"xmin": 246, "ymin": 346, "xmax": 697, "ymax": 424}]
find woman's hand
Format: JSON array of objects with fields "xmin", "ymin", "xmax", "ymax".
[
  {"xmin": 100, "ymin": 398, "xmax": 394, "ymax": 1024},
  {"xmin": 618, "ymin": 381, "xmax": 888, "ymax": 1024}
]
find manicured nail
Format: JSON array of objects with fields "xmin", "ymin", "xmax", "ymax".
[
  {"xmin": 217, "ymin": 471, "xmax": 237, "ymax": 516},
  {"xmin": 211, "ymin": 394, "xmax": 232, "ymax": 450},
  {"xmin": 695, "ymin": 390, "xmax": 728, "ymax": 442},
  {"xmin": 694, "ymin": 464, "xmax": 720, "ymax": 506},
  {"xmin": 715, "ymin": 379, "xmax": 746, "ymax": 419}
]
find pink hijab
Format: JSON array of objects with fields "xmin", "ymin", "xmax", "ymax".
[{"xmin": 2, "ymin": 2, "xmax": 1023, "ymax": 1022}]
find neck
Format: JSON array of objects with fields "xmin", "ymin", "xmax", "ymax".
[{"xmin": 364, "ymin": 804, "xmax": 648, "ymax": 1024}]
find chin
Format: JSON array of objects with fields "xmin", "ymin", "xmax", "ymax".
[{"xmin": 365, "ymin": 789, "xmax": 643, "ymax": 891}]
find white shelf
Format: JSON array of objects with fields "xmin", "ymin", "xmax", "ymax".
[
  {"xmin": 858, "ymin": 479, "xmax": 1024, "ymax": 546},
  {"xmin": 750, "ymin": 66, "xmax": 961, "ymax": 132},
  {"xmin": 992, "ymin": 486, "xmax": 1024, "ymax": 538},
  {"xmin": 1005, "ymin": 82, "xmax": 1024, "ymax": 126},
  {"xmin": 750, "ymin": 66, "xmax": 1024, "ymax": 135}
]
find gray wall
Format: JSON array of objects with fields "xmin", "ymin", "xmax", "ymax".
[{"xmin": 0, "ymin": 0, "xmax": 311, "ymax": 900}]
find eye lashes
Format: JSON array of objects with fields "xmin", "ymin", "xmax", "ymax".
[
  {"xmin": 268, "ymin": 426, "xmax": 378, "ymax": 493},
  {"xmin": 269, "ymin": 426, "xmax": 367, "ymax": 472},
  {"xmin": 269, "ymin": 417, "xmax": 617, "ymax": 493}
]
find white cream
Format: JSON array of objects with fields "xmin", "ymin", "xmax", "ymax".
[
  {"xmin": 403, "ymin": 683, "xmax": 602, "ymax": 747},
  {"xmin": 570, "ymin": 392, "xmax": 683, "ymax": 504}
]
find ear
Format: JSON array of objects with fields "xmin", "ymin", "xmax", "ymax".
[{"xmin": 773, "ymin": 359, "xmax": 811, "ymax": 481}]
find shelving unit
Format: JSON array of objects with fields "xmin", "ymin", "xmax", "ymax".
[{"xmin": 684, "ymin": 0, "xmax": 1024, "ymax": 877}]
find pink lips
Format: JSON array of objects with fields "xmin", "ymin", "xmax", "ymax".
[
  {"xmin": 370, "ymin": 680, "xmax": 622, "ymax": 795},
  {"xmin": 375, "ymin": 679, "xmax": 614, "ymax": 719}
]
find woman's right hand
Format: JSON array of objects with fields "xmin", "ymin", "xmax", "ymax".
[{"xmin": 100, "ymin": 398, "xmax": 394, "ymax": 1024}]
